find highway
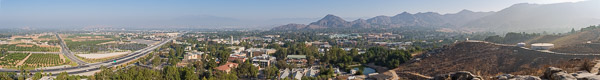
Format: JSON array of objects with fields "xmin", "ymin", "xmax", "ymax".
[
  {"xmin": 55, "ymin": 34, "xmax": 88, "ymax": 65},
  {"xmin": 0, "ymin": 32, "xmax": 181, "ymax": 76}
]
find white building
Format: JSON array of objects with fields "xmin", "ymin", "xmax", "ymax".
[
  {"xmin": 184, "ymin": 52, "xmax": 204, "ymax": 60},
  {"xmin": 531, "ymin": 43, "xmax": 554, "ymax": 50},
  {"xmin": 252, "ymin": 54, "xmax": 276, "ymax": 68},
  {"xmin": 227, "ymin": 46, "xmax": 245, "ymax": 54},
  {"xmin": 245, "ymin": 48, "xmax": 276, "ymax": 57}
]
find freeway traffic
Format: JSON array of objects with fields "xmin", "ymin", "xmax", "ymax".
[{"xmin": 0, "ymin": 33, "xmax": 181, "ymax": 76}]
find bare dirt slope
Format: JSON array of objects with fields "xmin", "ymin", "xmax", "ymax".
[
  {"xmin": 396, "ymin": 42, "xmax": 598, "ymax": 78},
  {"xmin": 551, "ymin": 29, "xmax": 600, "ymax": 47},
  {"xmin": 549, "ymin": 29, "xmax": 600, "ymax": 54}
]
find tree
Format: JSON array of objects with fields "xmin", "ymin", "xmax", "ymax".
[
  {"xmin": 236, "ymin": 61, "xmax": 259, "ymax": 78},
  {"xmin": 55, "ymin": 72, "xmax": 69, "ymax": 80},
  {"xmin": 358, "ymin": 47, "xmax": 415, "ymax": 68},
  {"xmin": 264, "ymin": 66, "xmax": 279, "ymax": 79},
  {"xmin": 206, "ymin": 55, "xmax": 218, "ymax": 69},
  {"xmin": 275, "ymin": 60, "xmax": 288, "ymax": 69},
  {"xmin": 94, "ymin": 66, "xmax": 113, "ymax": 80},
  {"xmin": 32, "ymin": 72, "xmax": 42, "ymax": 80},
  {"xmin": 350, "ymin": 48, "xmax": 359, "ymax": 56},
  {"xmin": 216, "ymin": 50, "xmax": 231, "ymax": 65},
  {"xmin": 163, "ymin": 66, "xmax": 181, "ymax": 80},
  {"xmin": 152, "ymin": 55, "xmax": 161, "ymax": 67},
  {"xmin": 18, "ymin": 67, "xmax": 26, "ymax": 80},
  {"xmin": 183, "ymin": 67, "xmax": 200, "ymax": 80},
  {"xmin": 273, "ymin": 48, "xmax": 288, "ymax": 60},
  {"xmin": 0, "ymin": 72, "xmax": 15, "ymax": 80}
]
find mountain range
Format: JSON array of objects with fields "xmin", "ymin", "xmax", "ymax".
[{"xmin": 272, "ymin": 0, "xmax": 600, "ymax": 33}]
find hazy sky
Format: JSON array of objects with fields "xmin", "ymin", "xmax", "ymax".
[{"xmin": 0, "ymin": 0, "xmax": 587, "ymax": 27}]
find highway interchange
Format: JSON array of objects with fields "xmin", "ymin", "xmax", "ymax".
[{"xmin": 0, "ymin": 32, "xmax": 180, "ymax": 76}]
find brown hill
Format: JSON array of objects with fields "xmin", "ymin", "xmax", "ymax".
[
  {"xmin": 545, "ymin": 28, "xmax": 600, "ymax": 54},
  {"xmin": 395, "ymin": 42, "xmax": 598, "ymax": 78},
  {"xmin": 550, "ymin": 29, "xmax": 600, "ymax": 47}
]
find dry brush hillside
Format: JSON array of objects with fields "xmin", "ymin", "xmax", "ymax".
[{"xmin": 396, "ymin": 42, "xmax": 598, "ymax": 78}]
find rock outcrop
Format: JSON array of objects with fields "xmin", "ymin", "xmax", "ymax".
[
  {"xmin": 430, "ymin": 71, "xmax": 483, "ymax": 80},
  {"xmin": 496, "ymin": 74, "xmax": 541, "ymax": 80},
  {"xmin": 540, "ymin": 67, "xmax": 576, "ymax": 80}
]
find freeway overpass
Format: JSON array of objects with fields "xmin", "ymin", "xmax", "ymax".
[
  {"xmin": 55, "ymin": 34, "xmax": 88, "ymax": 65},
  {"xmin": 0, "ymin": 32, "xmax": 182, "ymax": 76}
]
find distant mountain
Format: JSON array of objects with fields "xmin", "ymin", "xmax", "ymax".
[
  {"xmin": 273, "ymin": 0, "xmax": 600, "ymax": 32},
  {"xmin": 307, "ymin": 14, "xmax": 353, "ymax": 29},
  {"xmin": 272, "ymin": 10, "xmax": 494, "ymax": 30},
  {"xmin": 271, "ymin": 23, "xmax": 307, "ymax": 30},
  {"xmin": 464, "ymin": 0, "xmax": 600, "ymax": 32}
]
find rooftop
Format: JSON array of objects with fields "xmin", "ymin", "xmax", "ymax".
[{"xmin": 287, "ymin": 55, "xmax": 307, "ymax": 59}]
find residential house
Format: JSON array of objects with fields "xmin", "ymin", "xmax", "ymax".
[{"xmin": 214, "ymin": 62, "xmax": 239, "ymax": 73}]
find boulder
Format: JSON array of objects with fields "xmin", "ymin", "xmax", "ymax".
[
  {"xmin": 551, "ymin": 72, "xmax": 576, "ymax": 80},
  {"xmin": 541, "ymin": 67, "xmax": 566, "ymax": 79},
  {"xmin": 510, "ymin": 75, "xmax": 541, "ymax": 80},
  {"xmin": 497, "ymin": 74, "xmax": 514, "ymax": 80},
  {"xmin": 540, "ymin": 67, "xmax": 577, "ymax": 80},
  {"xmin": 496, "ymin": 74, "xmax": 540, "ymax": 80},
  {"xmin": 431, "ymin": 71, "xmax": 483, "ymax": 80}
]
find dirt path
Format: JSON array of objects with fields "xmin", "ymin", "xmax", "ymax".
[{"xmin": 16, "ymin": 53, "xmax": 32, "ymax": 66}]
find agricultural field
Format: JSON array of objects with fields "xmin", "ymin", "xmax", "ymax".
[
  {"xmin": 37, "ymin": 35, "xmax": 55, "ymax": 39},
  {"xmin": 63, "ymin": 33, "xmax": 148, "ymax": 53},
  {"xmin": 23, "ymin": 54, "xmax": 65, "ymax": 67},
  {"xmin": 0, "ymin": 44, "xmax": 60, "ymax": 52},
  {"xmin": 0, "ymin": 33, "xmax": 61, "ymax": 52},
  {"xmin": 0, "ymin": 53, "xmax": 29, "ymax": 68},
  {"xmin": 65, "ymin": 40, "xmax": 114, "ymax": 52},
  {"xmin": 63, "ymin": 34, "xmax": 118, "ymax": 53}
]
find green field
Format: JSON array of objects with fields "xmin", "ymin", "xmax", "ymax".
[
  {"xmin": 0, "ymin": 53, "xmax": 29, "ymax": 67},
  {"xmin": 66, "ymin": 34, "xmax": 115, "ymax": 38},
  {"xmin": 23, "ymin": 54, "xmax": 64, "ymax": 67},
  {"xmin": 14, "ymin": 38, "xmax": 33, "ymax": 40},
  {"xmin": 38, "ymin": 35, "xmax": 55, "ymax": 39},
  {"xmin": 65, "ymin": 40, "xmax": 113, "ymax": 52},
  {"xmin": 0, "ymin": 44, "xmax": 60, "ymax": 52}
]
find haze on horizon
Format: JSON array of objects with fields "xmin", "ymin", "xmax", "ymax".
[{"xmin": 0, "ymin": 0, "xmax": 588, "ymax": 29}]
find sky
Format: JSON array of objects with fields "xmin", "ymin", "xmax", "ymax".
[{"xmin": 0, "ymin": 0, "xmax": 588, "ymax": 28}]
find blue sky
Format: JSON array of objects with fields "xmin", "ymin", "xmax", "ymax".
[{"xmin": 0, "ymin": 0, "xmax": 586, "ymax": 27}]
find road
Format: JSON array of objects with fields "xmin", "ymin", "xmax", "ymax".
[
  {"xmin": 0, "ymin": 32, "xmax": 181, "ymax": 76},
  {"xmin": 55, "ymin": 34, "xmax": 88, "ymax": 65}
]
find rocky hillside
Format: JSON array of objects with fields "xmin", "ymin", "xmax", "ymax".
[
  {"xmin": 395, "ymin": 42, "xmax": 598, "ymax": 79},
  {"xmin": 427, "ymin": 66, "xmax": 600, "ymax": 80}
]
